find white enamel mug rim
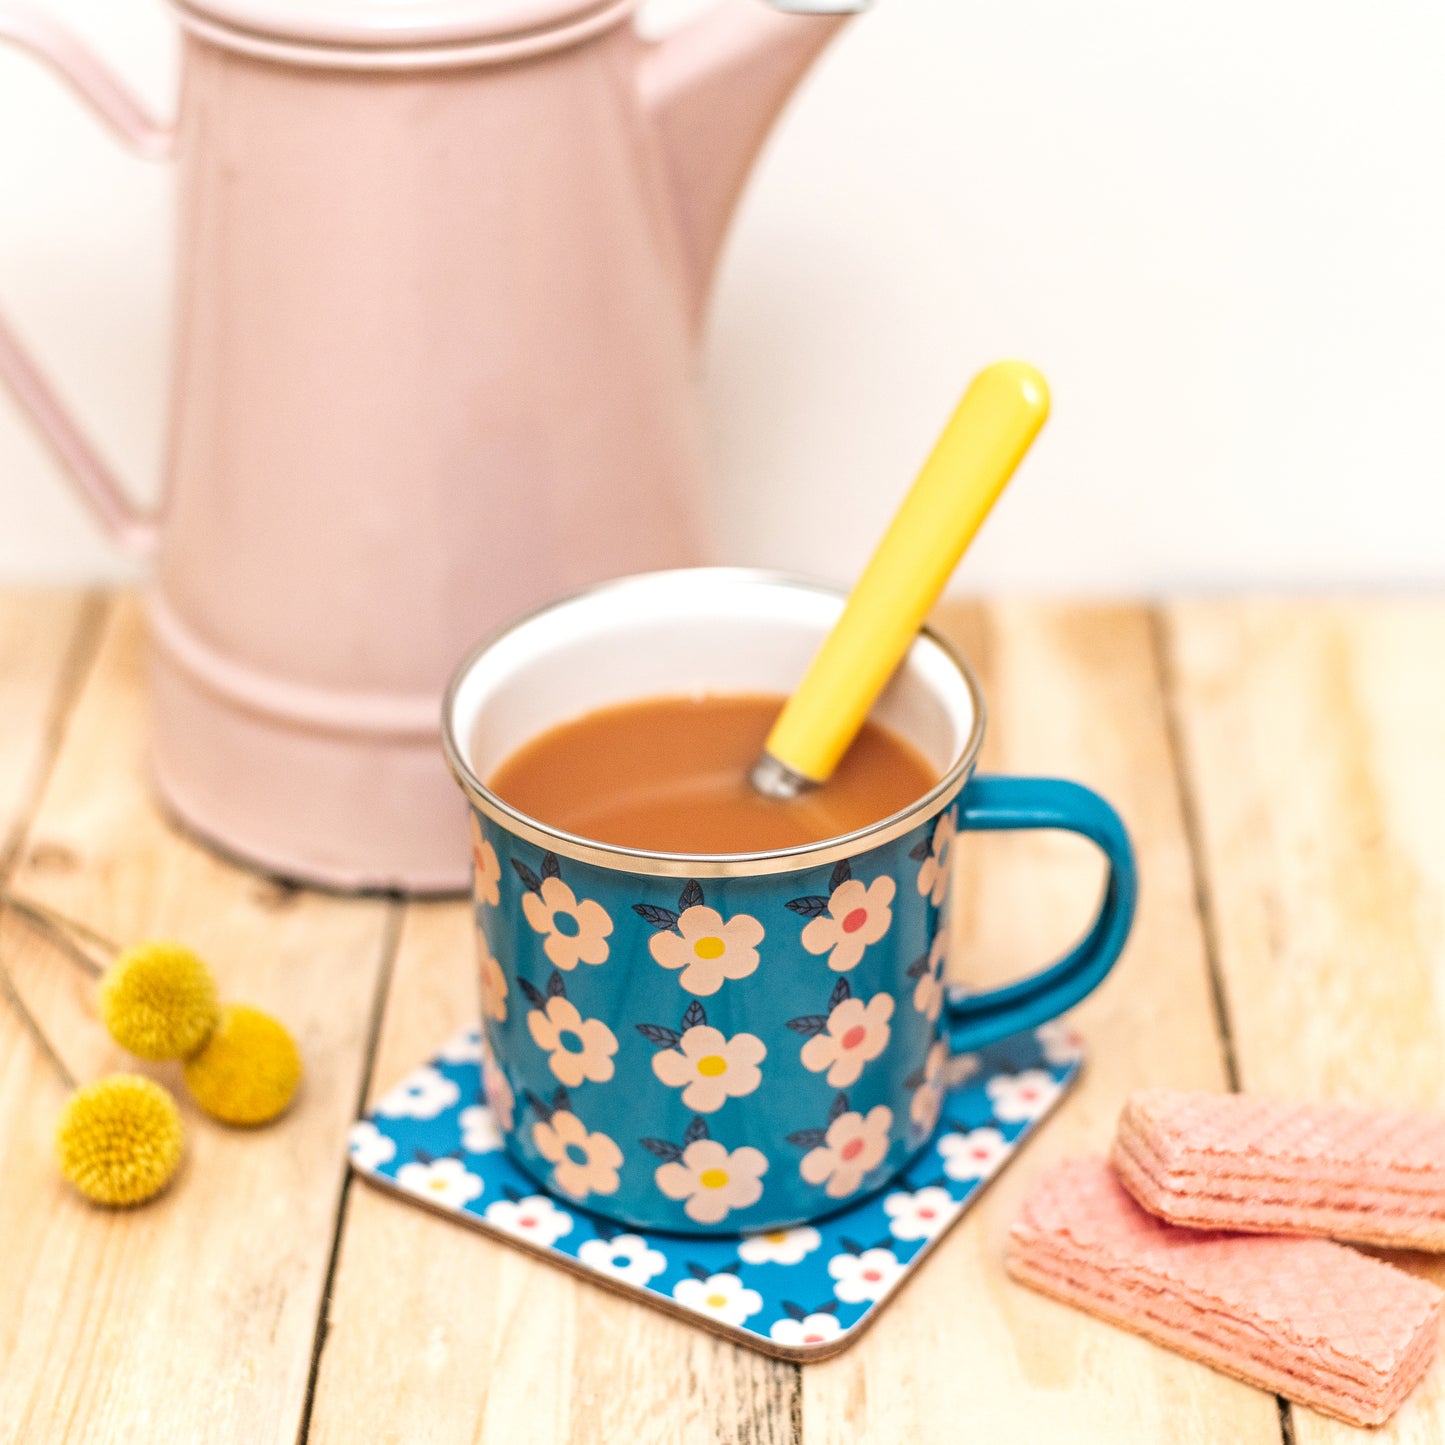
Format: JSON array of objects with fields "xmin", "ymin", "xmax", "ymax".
[{"xmin": 441, "ymin": 568, "xmax": 987, "ymax": 878}]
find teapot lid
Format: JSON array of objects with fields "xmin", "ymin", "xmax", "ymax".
[{"xmin": 175, "ymin": 0, "xmax": 630, "ymax": 51}]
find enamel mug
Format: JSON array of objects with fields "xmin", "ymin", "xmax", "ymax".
[{"xmin": 443, "ymin": 570, "xmax": 1136, "ymax": 1234}]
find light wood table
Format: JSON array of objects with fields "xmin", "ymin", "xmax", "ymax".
[{"xmin": 1, "ymin": 593, "xmax": 1441, "ymax": 1444}]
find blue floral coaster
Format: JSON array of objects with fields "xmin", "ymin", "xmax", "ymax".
[{"xmin": 348, "ymin": 1019, "xmax": 1082, "ymax": 1360}]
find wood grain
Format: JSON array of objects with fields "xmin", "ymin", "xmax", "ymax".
[
  {"xmin": 796, "ymin": 603, "xmax": 1282, "ymax": 1444},
  {"xmin": 307, "ymin": 899, "xmax": 800, "ymax": 1445},
  {"xmin": 0, "ymin": 597, "xmax": 397, "ymax": 1445},
  {"xmin": 1166, "ymin": 599, "xmax": 1445, "ymax": 1445}
]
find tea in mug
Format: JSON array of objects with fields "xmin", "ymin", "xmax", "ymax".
[{"xmin": 485, "ymin": 693, "xmax": 938, "ymax": 854}]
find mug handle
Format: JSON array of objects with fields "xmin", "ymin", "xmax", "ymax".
[{"xmin": 945, "ymin": 774, "xmax": 1137, "ymax": 1054}]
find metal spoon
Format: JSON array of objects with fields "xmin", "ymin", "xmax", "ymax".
[{"xmin": 750, "ymin": 360, "xmax": 1050, "ymax": 799}]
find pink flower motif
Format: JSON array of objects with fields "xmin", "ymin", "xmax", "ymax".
[
  {"xmin": 655, "ymin": 1138, "xmax": 769, "ymax": 1225},
  {"xmin": 883, "ymin": 1184, "xmax": 960, "ymax": 1241},
  {"xmin": 987, "ymin": 1069, "xmax": 1062, "ymax": 1123},
  {"xmin": 480, "ymin": 940, "xmax": 508, "ymax": 1024},
  {"xmin": 770, "ymin": 1311, "xmax": 843, "ymax": 1348},
  {"xmin": 828, "ymin": 1246, "xmax": 904, "ymax": 1303},
  {"xmin": 799, "ymin": 1104, "xmax": 893, "ymax": 1199},
  {"xmin": 481, "ymin": 1047, "xmax": 515, "ymax": 1133},
  {"xmin": 527, "ymin": 996, "xmax": 618, "ymax": 1088},
  {"xmin": 911, "ymin": 932, "xmax": 947, "ymax": 1022},
  {"xmin": 799, "ymin": 991, "xmax": 894, "ymax": 1088},
  {"xmin": 800, "ymin": 875, "xmax": 896, "ymax": 972},
  {"xmin": 649, "ymin": 905, "xmax": 764, "ymax": 996},
  {"xmin": 909, "ymin": 1037, "xmax": 949, "ymax": 1136},
  {"xmin": 469, "ymin": 813, "xmax": 501, "ymax": 907},
  {"xmin": 937, "ymin": 1125, "xmax": 1009, "ymax": 1181},
  {"xmin": 522, "ymin": 876, "xmax": 613, "ymax": 970},
  {"xmin": 532, "ymin": 1110, "xmax": 623, "ymax": 1199},
  {"xmin": 652, "ymin": 1025, "xmax": 766, "ymax": 1113},
  {"xmin": 915, "ymin": 809, "xmax": 957, "ymax": 907}
]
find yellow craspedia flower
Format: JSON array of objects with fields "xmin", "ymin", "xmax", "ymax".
[
  {"xmin": 99, "ymin": 941, "xmax": 218, "ymax": 1061},
  {"xmin": 55, "ymin": 1074, "xmax": 183, "ymax": 1206},
  {"xmin": 184, "ymin": 1004, "xmax": 302, "ymax": 1126}
]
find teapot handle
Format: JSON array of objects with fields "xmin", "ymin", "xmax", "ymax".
[{"xmin": 0, "ymin": 2, "xmax": 171, "ymax": 557}]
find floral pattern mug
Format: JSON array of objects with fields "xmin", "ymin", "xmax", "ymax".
[{"xmin": 443, "ymin": 570, "xmax": 1136, "ymax": 1235}]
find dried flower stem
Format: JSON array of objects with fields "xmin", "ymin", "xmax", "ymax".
[
  {"xmin": 0, "ymin": 958, "xmax": 77, "ymax": 1090},
  {"xmin": 0, "ymin": 892, "xmax": 107, "ymax": 978}
]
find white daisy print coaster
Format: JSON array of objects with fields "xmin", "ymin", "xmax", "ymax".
[{"xmin": 349, "ymin": 1023, "xmax": 1081, "ymax": 1360}]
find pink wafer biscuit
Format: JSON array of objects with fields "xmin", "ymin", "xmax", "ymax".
[
  {"xmin": 1006, "ymin": 1158, "xmax": 1441, "ymax": 1427},
  {"xmin": 1114, "ymin": 1090, "xmax": 1445, "ymax": 1251}
]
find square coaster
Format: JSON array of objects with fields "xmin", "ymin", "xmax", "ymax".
[{"xmin": 348, "ymin": 1020, "xmax": 1082, "ymax": 1360}]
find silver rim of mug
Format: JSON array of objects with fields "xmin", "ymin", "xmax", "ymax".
[{"xmin": 440, "ymin": 567, "xmax": 987, "ymax": 878}]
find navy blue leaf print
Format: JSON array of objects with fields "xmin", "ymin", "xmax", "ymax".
[
  {"xmin": 640, "ymin": 1137, "xmax": 683, "ymax": 1162},
  {"xmin": 681, "ymin": 999, "xmax": 707, "ymax": 1031},
  {"xmin": 828, "ymin": 977, "xmax": 852, "ymax": 1009},
  {"xmin": 687, "ymin": 1262, "xmax": 711, "ymax": 1281},
  {"xmin": 636, "ymin": 1023, "xmax": 682, "ymax": 1048},
  {"xmin": 678, "ymin": 879, "xmax": 704, "ymax": 911},
  {"xmin": 593, "ymin": 1218, "xmax": 623, "ymax": 1242},
  {"xmin": 908, "ymin": 838, "xmax": 931, "ymax": 862},
  {"xmin": 828, "ymin": 1092, "xmax": 850, "ymax": 1123},
  {"xmin": 541, "ymin": 852, "xmax": 561, "ymax": 880},
  {"xmin": 905, "ymin": 953, "xmax": 930, "ymax": 979},
  {"xmin": 414, "ymin": 1147, "xmax": 435, "ymax": 1166},
  {"xmin": 785, "ymin": 1014, "xmax": 829, "ymax": 1037},
  {"xmin": 818, "ymin": 1301, "xmax": 840, "ymax": 1316},
  {"xmin": 524, "ymin": 1089, "xmax": 553, "ymax": 1123},
  {"xmin": 838, "ymin": 1236, "xmax": 866, "ymax": 1257},
  {"xmin": 684, "ymin": 1115, "xmax": 710, "ymax": 1145},
  {"xmin": 633, "ymin": 903, "xmax": 681, "ymax": 931},
  {"xmin": 782, "ymin": 1301, "xmax": 808, "ymax": 1321},
  {"xmin": 785, "ymin": 895, "xmax": 831, "ymax": 919},
  {"xmin": 518, "ymin": 977, "xmax": 548, "ymax": 1011},
  {"xmin": 503, "ymin": 1184, "xmax": 524, "ymax": 1203},
  {"xmin": 904, "ymin": 1066, "xmax": 926, "ymax": 1091},
  {"xmin": 551, "ymin": 1085, "xmax": 572, "ymax": 1114},
  {"xmin": 829, "ymin": 858, "xmax": 852, "ymax": 890},
  {"xmin": 512, "ymin": 858, "xmax": 543, "ymax": 893},
  {"xmin": 787, "ymin": 1127, "xmax": 827, "ymax": 1148},
  {"xmin": 546, "ymin": 970, "xmax": 566, "ymax": 998}
]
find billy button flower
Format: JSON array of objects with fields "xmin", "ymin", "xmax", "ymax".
[
  {"xmin": 1, "ymin": 891, "xmax": 301, "ymax": 1126},
  {"xmin": 0, "ymin": 958, "xmax": 182, "ymax": 1207}
]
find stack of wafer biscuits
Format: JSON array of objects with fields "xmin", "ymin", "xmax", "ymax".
[
  {"xmin": 1114, "ymin": 1090, "xmax": 1445, "ymax": 1251},
  {"xmin": 1006, "ymin": 1091, "xmax": 1445, "ymax": 1427}
]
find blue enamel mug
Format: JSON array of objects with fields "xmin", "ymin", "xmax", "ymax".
[{"xmin": 443, "ymin": 570, "xmax": 1135, "ymax": 1234}]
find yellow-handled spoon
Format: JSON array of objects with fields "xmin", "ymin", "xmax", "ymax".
[{"xmin": 750, "ymin": 360, "xmax": 1050, "ymax": 800}]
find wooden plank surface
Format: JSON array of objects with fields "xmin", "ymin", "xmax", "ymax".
[
  {"xmin": 796, "ymin": 603, "xmax": 1280, "ymax": 1445},
  {"xmin": 0, "ymin": 598, "xmax": 398, "ymax": 1445},
  {"xmin": 308, "ymin": 899, "xmax": 800, "ymax": 1445},
  {"xmin": 1166, "ymin": 600, "xmax": 1445, "ymax": 1445},
  {"xmin": 5, "ymin": 592, "xmax": 1443, "ymax": 1444}
]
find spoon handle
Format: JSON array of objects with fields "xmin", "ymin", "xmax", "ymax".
[{"xmin": 760, "ymin": 360, "xmax": 1049, "ymax": 788}]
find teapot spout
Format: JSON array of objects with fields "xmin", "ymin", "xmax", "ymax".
[{"xmin": 640, "ymin": 0, "xmax": 865, "ymax": 332}]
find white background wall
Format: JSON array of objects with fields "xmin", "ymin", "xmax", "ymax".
[{"xmin": 1, "ymin": 0, "xmax": 1442, "ymax": 591}]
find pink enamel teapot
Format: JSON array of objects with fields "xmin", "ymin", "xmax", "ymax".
[{"xmin": 0, "ymin": 0, "xmax": 863, "ymax": 891}]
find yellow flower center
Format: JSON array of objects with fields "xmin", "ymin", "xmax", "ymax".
[
  {"xmin": 692, "ymin": 935, "xmax": 726, "ymax": 961},
  {"xmin": 696, "ymin": 1054, "xmax": 728, "ymax": 1077},
  {"xmin": 764, "ymin": 1231, "xmax": 788, "ymax": 1244},
  {"xmin": 705, "ymin": 1293, "xmax": 728, "ymax": 1308},
  {"xmin": 699, "ymin": 1167, "xmax": 730, "ymax": 1189},
  {"xmin": 429, "ymin": 1177, "xmax": 448, "ymax": 1192}
]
